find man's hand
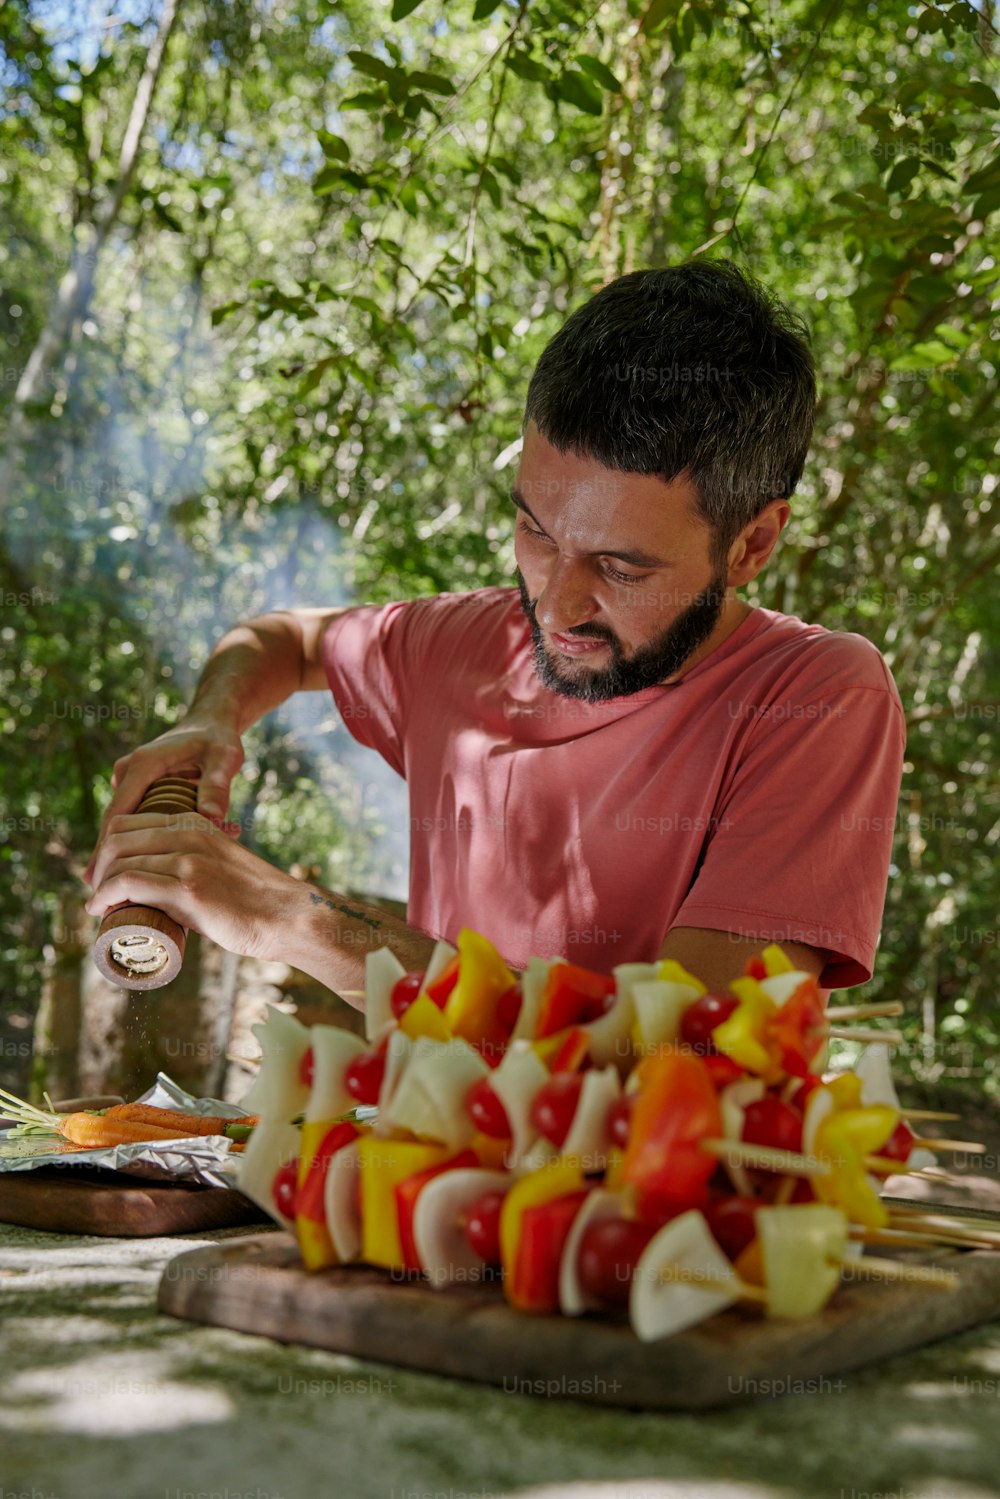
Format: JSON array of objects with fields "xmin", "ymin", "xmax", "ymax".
[
  {"xmin": 85, "ymin": 809, "xmax": 298, "ymax": 962},
  {"xmin": 83, "ymin": 718, "xmax": 244, "ymax": 885}
]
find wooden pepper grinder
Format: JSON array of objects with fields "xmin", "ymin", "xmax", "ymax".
[{"xmin": 92, "ymin": 776, "xmax": 199, "ymax": 991}]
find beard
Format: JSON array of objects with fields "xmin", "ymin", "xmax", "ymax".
[{"xmin": 515, "ymin": 566, "xmax": 729, "ymax": 702}]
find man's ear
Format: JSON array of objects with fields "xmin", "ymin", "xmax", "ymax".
[{"xmin": 726, "ymin": 499, "xmax": 791, "ymax": 586}]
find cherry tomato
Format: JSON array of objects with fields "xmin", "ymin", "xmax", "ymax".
[
  {"xmin": 577, "ymin": 1218, "xmax": 658, "ymax": 1307},
  {"xmin": 606, "ymin": 1094, "xmax": 635, "ymax": 1149},
  {"xmin": 530, "ymin": 1073, "xmax": 584, "ymax": 1147},
  {"xmin": 344, "ymin": 1050, "xmax": 386, "ymax": 1105},
  {"xmin": 705, "ymin": 1195, "xmax": 759, "ymax": 1260},
  {"xmin": 463, "ymin": 1188, "xmax": 506, "ymax": 1264},
  {"xmin": 881, "ymin": 1119, "xmax": 917, "ymax": 1162},
  {"xmin": 298, "ymin": 1046, "xmax": 315, "ymax": 1088},
  {"xmin": 741, "ymin": 1096, "xmax": 804, "ymax": 1154},
  {"xmin": 679, "ymin": 993, "xmax": 740, "ymax": 1055},
  {"xmin": 390, "ymin": 971, "xmax": 425, "ymax": 1020},
  {"xmin": 466, "ymin": 1077, "xmax": 512, "ymax": 1139},
  {"xmin": 497, "ymin": 984, "xmax": 523, "ymax": 1035},
  {"xmin": 272, "ymin": 1160, "xmax": 299, "ymax": 1219}
]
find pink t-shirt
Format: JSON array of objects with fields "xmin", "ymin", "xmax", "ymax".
[{"xmin": 323, "ymin": 587, "xmax": 905, "ymax": 989}]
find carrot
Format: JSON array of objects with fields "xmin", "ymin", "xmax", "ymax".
[
  {"xmin": 58, "ymin": 1113, "xmax": 206, "ymax": 1147},
  {"xmin": 104, "ymin": 1103, "xmax": 259, "ymax": 1136}
]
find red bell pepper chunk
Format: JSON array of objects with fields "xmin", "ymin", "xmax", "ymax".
[
  {"xmin": 621, "ymin": 1049, "xmax": 721, "ymax": 1209},
  {"xmin": 536, "ymin": 964, "xmax": 615, "ymax": 1039},
  {"xmin": 394, "ymin": 1148, "xmax": 478, "ymax": 1272},
  {"xmin": 769, "ymin": 978, "xmax": 826, "ymax": 1077},
  {"xmin": 512, "ymin": 1189, "xmax": 590, "ymax": 1313},
  {"xmin": 425, "ymin": 955, "xmax": 460, "ymax": 1009},
  {"xmin": 295, "ymin": 1121, "xmax": 360, "ymax": 1224}
]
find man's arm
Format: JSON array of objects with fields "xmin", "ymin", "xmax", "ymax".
[{"xmin": 658, "ymin": 926, "xmax": 826, "ymax": 994}]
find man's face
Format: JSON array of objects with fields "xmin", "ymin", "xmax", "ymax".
[{"xmin": 513, "ymin": 422, "xmax": 730, "ymax": 701}]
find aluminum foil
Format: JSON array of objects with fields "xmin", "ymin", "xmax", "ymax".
[{"xmin": 0, "ymin": 1072, "xmax": 251, "ymax": 1189}]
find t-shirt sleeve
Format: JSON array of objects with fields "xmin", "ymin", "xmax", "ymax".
[
  {"xmin": 321, "ymin": 601, "xmax": 419, "ymax": 777},
  {"xmin": 672, "ymin": 645, "xmax": 906, "ymax": 990}
]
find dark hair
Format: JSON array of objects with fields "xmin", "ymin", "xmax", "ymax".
[{"xmin": 523, "ymin": 261, "xmax": 816, "ymax": 558}]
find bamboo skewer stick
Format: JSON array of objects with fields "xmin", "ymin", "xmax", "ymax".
[
  {"xmin": 825, "ymin": 1002, "xmax": 904, "ymax": 1021},
  {"xmin": 701, "ymin": 1139, "xmax": 831, "ymax": 1176},
  {"xmin": 907, "ymin": 1138, "xmax": 986, "ymax": 1154},
  {"xmin": 899, "ymin": 1109, "xmax": 961, "ymax": 1122},
  {"xmin": 824, "ymin": 1026, "xmax": 905, "ymax": 1046},
  {"xmin": 656, "ymin": 1265, "xmax": 767, "ymax": 1302}
]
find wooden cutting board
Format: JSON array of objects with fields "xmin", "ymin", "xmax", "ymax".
[
  {"xmin": 157, "ymin": 1233, "xmax": 1000, "ymax": 1410},
  {"xmin": 0, "ymin": 1168, "xmax": 269, "ymax": 1237}
]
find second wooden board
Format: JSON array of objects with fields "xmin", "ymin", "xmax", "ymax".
[{"xmin": 157, "ymin": 1232, "xmax": 1000, "ymax": 1410}]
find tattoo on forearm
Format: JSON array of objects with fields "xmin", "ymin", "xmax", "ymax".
[{"xmin": 308, "ymin": 891, "xmax": 382, "ymax": 931}]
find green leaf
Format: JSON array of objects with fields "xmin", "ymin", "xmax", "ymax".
[
  {"xmin": 974, "ymin": 185, "xmax": 1000, "ymax": 218},
  {"xmin": 479, "ymin": 166, "xmax": 502, "ymax": 208},
  {"xmin": 408, "ymin": 70, "xmax": 457, "ymax": 96},
  {"xmin": 886, "ymin": 157, "xmax": 921, "ymax": 193},
  {"xmin": 473, "ymin": 0, "xmax": 505, "ymax": 16},
  {"xmin": 642, "ymin": 0, "xmax": 679, "ymax": 33},
  {"xmin": 890, "ymin": 339, "xmax": 959, "ymax": 369},
  {"xmin": 392, "ymin": 0, "xmax": 426, "ymax": 17},
  {"xmin": 210, "ymin": 299, "xmax": 244, "ymax": 327},
  {"xmin": 313, "ymin": 164, "xmax": 369, "ymax": 195},
  {"xmin": 349, "ymin": 50, "xmax": 396, "ymax": 84},
  {"xmin": 340, "ymin": 92, "xmax": 385, "ymax": 111},
  {"xmin": 506, "ymin": 52, "xmax": 551, "ymax": 83},
  {"xmin": 555, "ymin": 69, "xmax": 604, "ymax": 115},
  {"xmin": 572, "ymin": 55, "xmax": 622, "ymax": 92},
  {"xmin": 317, "ymin": 130, "xmax": 350, "ymax": 162}
]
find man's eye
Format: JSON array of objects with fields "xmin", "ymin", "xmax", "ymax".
[
  {"xmin": 603, "ymin": 562, "xmax": 646, "ymax": 586},
  {"xmin": 519, "ymin": 519, "xmax": 550, "ymax": 542}
]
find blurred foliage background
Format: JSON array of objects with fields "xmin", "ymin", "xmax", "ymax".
[{"xmin": 1, "ymin": 0, "xmax": 997, "ymax": 1094}]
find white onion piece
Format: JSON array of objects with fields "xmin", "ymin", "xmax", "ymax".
[
  {"xmin": 720, "ymin": 1078, "xmax": 765, "ymax": 1141},
  {"xmin": 383, "ymin": 1065, "xmax": 450, "ymax": 1144},
  {"xmin": 561, "ymin": 1066, "xmax": 620, "ymax": 1173},
  {"xmin": 386, "ymin": 1039, "xmax": 489, "ymax": 1152},
  {"xmin": 631, "ymin": 979, "xmax": 700, "ymax": 1050},
  {"xmin": 374, "ymin": 1029, "xmax": 416, "ymax": 1133},
  {"xmin": 855, "ymin": 1044, "xmax": 900, "ymax": 1110},
  {"xmin": 238, "ymin": 1007, "xmax": 311, "ymax": 1121},
  {"xmin": 629, "ymin": 1210, "xmax": 740, "ymax": 1342},
  {"xmin": 422, "ymin": 938, "xmax": 457, "ymax": 990},
  {"xmin": 558, "ymin": 1189, "xmax": 622, "ymax": 1316},
  {"xmin": 490, "ymin": 1042, "xmax": 549, "ymax": 1164},
  {"xmin": 759, "ymin": 970, "xmax": 812, "ymax": 1007},
  {"xmin": 757, "ymin": 1203, "xmax": 847, "ymax": 1318},
  {"xmin": 802, "ymin": 1085, "xmax": 835, "ymax": 1159},
  {"xmin": 304, "ymin": 1025, "xmax": 367, "ymax": 1122},
  {"xmin": 512, "ymin": 956, "xmax": 557, "ymax": 1042},
  {"xmin": 585, "ymin": 961, "xmax": 654, "ymax": 1071},
  {"xmin": 324, "ymin": 1137, "xmax": 362, "ymax": 1262},
  {"xmin": 511, "ymin": 1138, "xmax": 561, "ymax": 1177},
  {"xmin": 412, "ymin": 1168, "xmax": 510, "ymax": 1287},
  {"xmin": 237, "ymin": 1119, "xmax": 301, "ymax": 1231},
  {"xmin": 365, "ymin": 947, "xmax": 406, "ymax": 1042}
]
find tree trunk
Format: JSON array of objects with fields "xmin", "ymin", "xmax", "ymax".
[{"xmin": 0, "ymin": 0, "xmax": 183, "ymax": 508}]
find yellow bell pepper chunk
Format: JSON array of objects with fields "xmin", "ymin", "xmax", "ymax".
[
  {"xmin": 499, "ymin": 1159, "xmax": 584, "ymax": 1277},
  {"xmin": 399, "ymin": 993, "xmax": 452, "ymax": 1043},
  {"xmin": 655, "ymin": 958, "xmax": 707, "ymax": 995},
  {"xmin": 761, "ymin": 943, "xmax": 796, "ymax": 977},
  {"xmin": 713, "ymin": 978, "xmax": 781, "ymax": 1079},
  {"xmin": 813, "ymin": 1106, "xmax": 898, "ymax": 1230},
  {"xmin": 357, "ymin": 1133, "xmax": 452, "ymax": 1269},
  {"xmin": 295, "ymin": 1120, "xmax": 338, "ymax": 1271},
  {"xmin": 444, "ymin": 927, "xmax": 516, "ymax": 1050},
  {"xmin": 827, "ymin": 1073, "xmax": 863, "ymax": 1110}
]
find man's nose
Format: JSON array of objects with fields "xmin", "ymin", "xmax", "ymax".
[{"xmin": 534, "ymin": 556, "xmax": 598, "ymax": 635}]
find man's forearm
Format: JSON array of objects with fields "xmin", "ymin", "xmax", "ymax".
[
  {"xmin": 272, "ymin": 883, "xmax": 438, "ymax": 1003},
  {"xmin": 191, "ymin": 609, "xmax": 343, "ymax": 734}
]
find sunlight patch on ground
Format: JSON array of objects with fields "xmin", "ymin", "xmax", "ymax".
[{"xmin": 0, "ymin": 1350, "xmax": 234, "ymax": 1436}]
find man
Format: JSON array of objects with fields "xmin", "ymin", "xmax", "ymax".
[{"xmin": 86, "ymin": 261, "xmax": 905, "ymax": 997}]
